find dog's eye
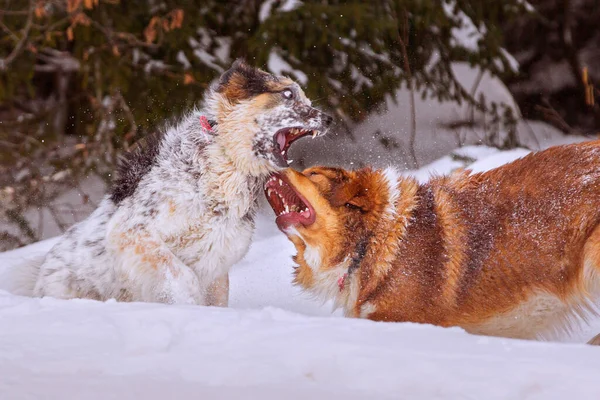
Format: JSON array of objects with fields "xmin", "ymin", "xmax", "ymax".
[
  {"xmin": 345, "ymin": 203, "xmax": 361, "ymax": 211},
  {"xmin": 282, "ymin": 89, "xmax": 294, "ymax": 100}
]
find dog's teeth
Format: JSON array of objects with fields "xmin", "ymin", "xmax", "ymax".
[
  {"xmin": 285, "ymin": 205, "xmax": 289, "ymax": 213},
  {"xmin": 281, "ymin": 151, "xmax": 285, "ymax": 156},
  {"xmin": 287, "ymin": 159, "xmax": 293, "ymax": 165},
  {"xmin": 279, "ymin": 179, "xmax": 283, "ymax": 186},
  {"xmin": 312, "ymin": 131, "xmax": 318, "ymax": 139}
]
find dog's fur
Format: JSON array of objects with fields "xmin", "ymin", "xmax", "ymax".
[
  {"xmin": 267, "ymin": 141, "xmax": 600, "ymax": 341},
  {"xmin": 31, "ymin": 60, "xmax": 331, "ymax": 305}
]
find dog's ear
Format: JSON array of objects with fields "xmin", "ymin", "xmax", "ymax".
[{"xmin": 216, "ymin": 59, "xmax": 274, "ymax": 102}]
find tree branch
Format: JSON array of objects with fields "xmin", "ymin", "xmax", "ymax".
[
  {"xmin": 0, "ymin": 0, "xmax": 35, "ymax": 71},
  {"xmin": 394, "ymin": 6, "xmax": 418, "ymax": 168}
]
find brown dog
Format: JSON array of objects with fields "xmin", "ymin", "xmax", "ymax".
[{"xmin": 264, "ymin": 141, "xmax": 600, "ymax": 342}]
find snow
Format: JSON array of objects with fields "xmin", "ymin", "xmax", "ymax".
[
  {"xmin": 467, "ymin": 148, "xmax": 531, "ymax": 173},
  {"xmin": 443, "ymin": 1, "xmax": 486, "ymax": 52},
  {"xmin": 2, "ymin": 291, "xmax": 600, "ymax": 400},
  {"xmin": 2, "ymin": 148, "xmax": 600, "ymax": 399},
  {"xmin": 442, "ymin": 2, "xmax": 517, "ymax": 73},
  {"xmin": 188, "ymin": 30, "xmax": 231, "ymax": 73},
  {"xmin": 268, "ymin": 50, "xmax": 308, "ymax": 85},
  {"xmin": 176, "ymin": 50, "xmax": 191, "ymax": 70},
  {"xmin": 517, "ymin": 59, "xmax": 577, "ymax": 95},
  {"xmin": 258, "ymin": 0, "xmax": 278, "ymax": 22},
  {"xmin": 259, "ymin": 0, "xmax": 303, "ymax": 22},
  {"xmin": 517, "ymin": 0, "xmax": 536, "ymax": 13},
  {"xmin": 500, "ymin": 47, "xmax": 520, "ymax": 72}
]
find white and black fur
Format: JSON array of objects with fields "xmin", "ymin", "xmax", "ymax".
[{"xmin": 30, "ymin": 60, "xmax": 332, "ymax": 305}]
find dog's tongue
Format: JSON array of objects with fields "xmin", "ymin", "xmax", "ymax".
[{"xmin": 276, "ymin": 131, "xmax": 287, "ymax": 151}]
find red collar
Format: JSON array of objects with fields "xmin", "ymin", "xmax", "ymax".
[
  {"xmin": 337, "ymin": 273, "xmax": 348, "ymax": 292},
  {"xmin": 199, "ymin": 115, "xmax": 215, "ymax": 132}
]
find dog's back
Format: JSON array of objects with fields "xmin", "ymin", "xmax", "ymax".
[{"xmin": 378, "ymin": 141, "xmax": 600, "ymax": 339}]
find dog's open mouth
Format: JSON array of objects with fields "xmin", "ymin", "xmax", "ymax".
[
  {"xmin": 273, "ymin": 127, "xmax": 322, "ymax": 167},
  {"xmin": 264, "ymin": 172, "xmax": 315, "ymax": 230}
]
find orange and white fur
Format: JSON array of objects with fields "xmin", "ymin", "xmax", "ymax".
[{"xmin": 265, "ymin": 141, "xmax": 600, "ymax": 343}]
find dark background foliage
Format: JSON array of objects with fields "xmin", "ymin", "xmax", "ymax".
[{"xmin": 0, "ymin": 0, "xmax": 597, "ymax": 249}]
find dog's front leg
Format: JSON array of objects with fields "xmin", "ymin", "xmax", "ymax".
[
  {"xmin": 206, "ymin": 273, "xmax": 229, "ymax": 307},
  {"xmin": 107, "ymin": 227, "xmax": 204, "ymax": 305}
]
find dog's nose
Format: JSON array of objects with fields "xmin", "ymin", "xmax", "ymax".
[{"xmin": 322, "ymin": 113, "xmax": 334, "ymax": 127}]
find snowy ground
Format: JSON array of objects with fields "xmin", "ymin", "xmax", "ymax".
[{"xmin": 2, "ymin": 145, "xmax": 600, "ymax": 399}]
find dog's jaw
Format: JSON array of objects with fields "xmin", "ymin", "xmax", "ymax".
[{"xmin": 203, "ymin": 95, "xmax": 287, "ymax": 177}]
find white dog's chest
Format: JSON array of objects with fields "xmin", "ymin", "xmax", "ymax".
[{"xmin": 164, "ymin": 204, "xmax": 256, "ymax": 279}]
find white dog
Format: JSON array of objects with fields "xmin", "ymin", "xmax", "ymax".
[{"xmin": 29, "ymin": 60, "xmax": 332, "ymax": 306}]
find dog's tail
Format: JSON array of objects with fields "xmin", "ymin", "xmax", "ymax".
[{"xmin": 0, "ymin": 240, "xmax": 51, "ymax": 296}]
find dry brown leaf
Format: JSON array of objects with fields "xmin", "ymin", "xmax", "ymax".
[
  {"xmin": 112, "ymin": 45, "xmax": 120, "ymax": 57},
  {"xmin": 34, "ymin": 2, "xmax": 46, "ymax": 19},
  {"xmin": 72, "ymin": 12, "xmax": 91, "ymax": 26},
  {"xmin": 66, "ymin": 27, "xmax": 74, "ymax": 41},
  {"xmin": 84, "ymin": 0, "xmax": 93, "ymax": 9},
  {"xmin": 183, "ymin": 73, "xmax": 195, "ymax": 85},
  {"xmin": 144, "ymin": 16, "xmax": 160, "ymax": 44},
  {"xmin": 67, "ymin": 0, "xmax": 82, "ymax": 13},
  {"xmin": 587, "ymin": 86, "xmax": 595, "ymax": 107},
  {"xmin": 170, "ymin": 9, "xmax": 184, "ymax": 30}
]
